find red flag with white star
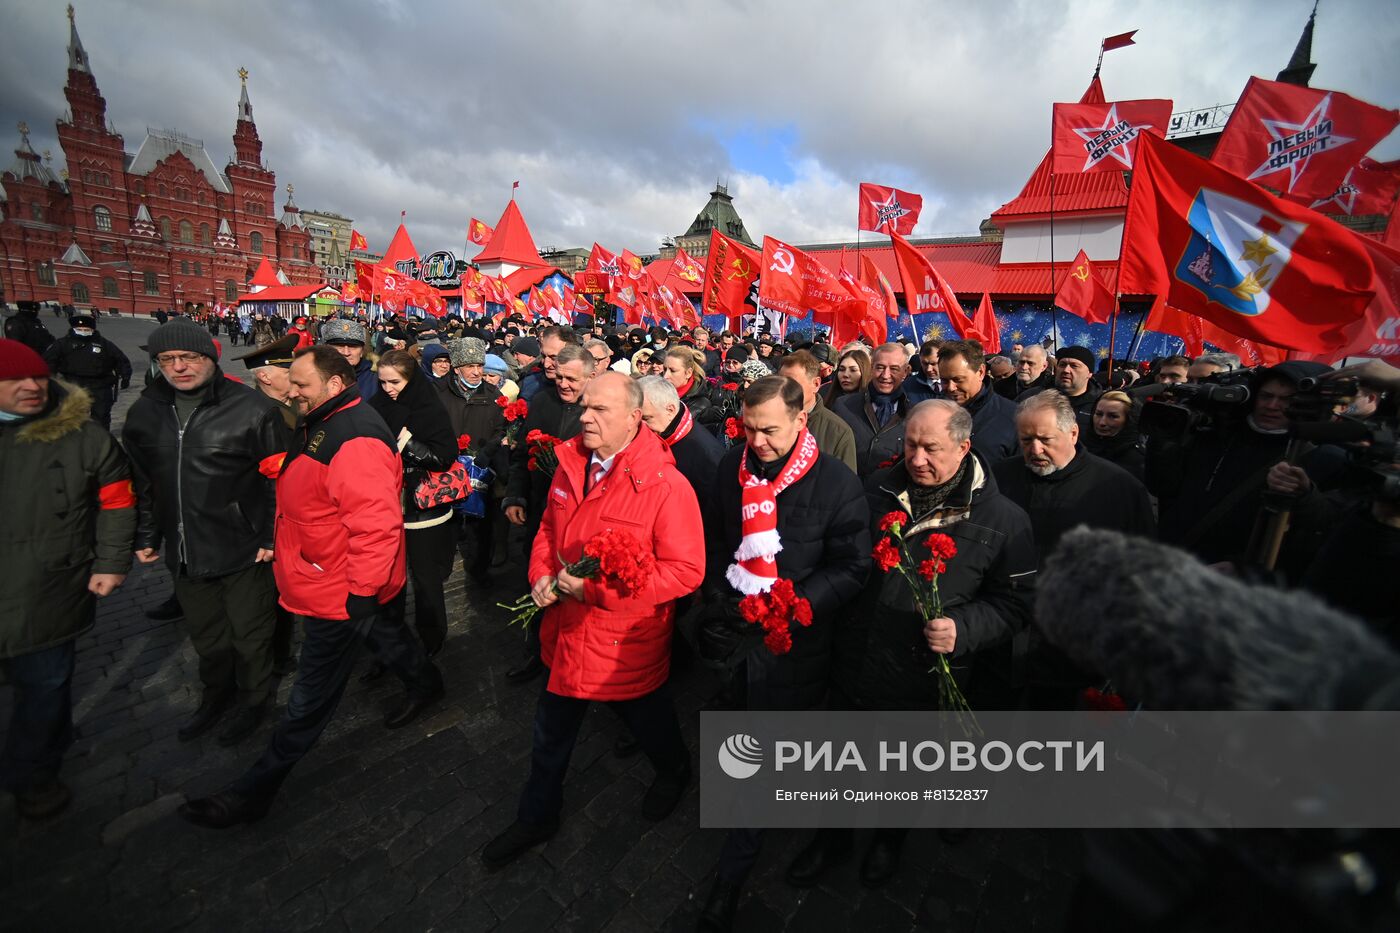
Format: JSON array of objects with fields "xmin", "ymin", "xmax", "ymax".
[
  {"xmin": 858, "ymin": 183, "xmax": 922, "ymax": 235},
  {"xmin": 1051, "ymin": 99, "xmax": 1172, "ymax": 174},
  {"xmin": 889, "ymin": 232, "xmax": 971, "ymax": 337},
  {"xmin": 468, "ymin": 218, "xmax": 494, "ymax": 246},
  {"xmin": 1291, "ymin": 157, "xmax": 1400, "ymax": 217},
  {"xmin": 1121, "ymin": 133, "xmax": 1375, "ymax": 351},
  {"xmin": 586, "ymin": 243, "xmax": 621, "ymax": 279},
  {"xmin": 1054, "ymin": 250, "xmax": 1116, "ymax": 325},
  {"xmin": 1211, "ymin": 76, "xmax": 1399, "ymax": 201},
  {"xmin": 700, "ymin": 230, "xmax": 762, "ymax": 326}
]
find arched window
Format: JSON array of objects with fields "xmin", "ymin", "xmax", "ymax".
[
  {"xmin": 193, "ymin": 261, "xmax": 202, "ymax": 277},
  {"xmin": 102, "ymin": 277, "xmax": 119, "ymax": 297},
  {"xmin": 250, "ymin": 231, "xmax": 263, "ymax": 254},
  {"xmin": 94, "ymin": 205, "xmax": 112, "ymax": 231},
  {"xmin": 100, "ymin": 173, "xmax": 110, "ymax": 186},
  {"xmin": 71, "ymin": 282, "xmax": 89, "ymax": 303},
  {"xmin": 82, "ymin": 170, "xmax": 92, "ymax": 184},
  {"xmin": 179, "ymin": 219, "xmax": 193, "ymax": 243},
  {"xmin": 225, "ymin": 280, "xmax": 238, "ymax": 301},
  {"xmin": 158, "ymin": 184, "xmax": 167, "ymax": 197},
  {"xmin": 30, "ymin": 203, "xmax": 44, "ymax": 222},
  {"xmin": 36, "ymin": 262, "xmax": 56, "ymax": 286},
  {"xmin": 159, "ymin": 216, "xmax": 171, "ymax": 240},
  {"xmin": 199, "ymin": 223, "xmax": 211, "ymax": 245}
]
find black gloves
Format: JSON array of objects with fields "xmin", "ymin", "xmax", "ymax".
[
  {"xmin": 698, "ymin": 596, "xmax": 751, "ymax": 664},
  {"xmin": 345, "ymin": 593, "xmax": 380, "ymax": 620}
]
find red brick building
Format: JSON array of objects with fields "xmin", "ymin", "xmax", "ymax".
[{"xmin": 0, "ymin": 7, "xmax": 319, "ymax": 316}]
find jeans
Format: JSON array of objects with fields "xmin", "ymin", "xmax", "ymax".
[
  {"xmin": 0, "ymin": 641, "xmax": 77, "ymax": 792},
  {"xmin": 231, "ymin": 606, "xmax": 436, "ymax": 801},
  {"xmin": 517, "ymin": 675, "xmax": 689, "ymax": 826}
]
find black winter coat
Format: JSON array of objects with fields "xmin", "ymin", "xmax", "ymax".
[
  {"xmin": 435, "ymin": 377, "xmax": 508, "ymax": 477},
  {"xmin": 837, "ymin": 455, "xmax": 1037, "ymax": 711},
  {"xmin": 703, "ymin": 446, "xmax": 871, "ymax": 710},
  {"xmin": 368, "ymin": 371, "xmax": 458, "ymax": 524},
  {"xmin": 963, "ymin": 381, "xmax": 1019, "ymax": 463},
  {"xmin": 122, "ymin": 372, "xmax": 292, "ymax": 579},
  {"xmin": 678, "ymin": 375, "xmax": 714, "ymax": 420},
  {"xmin": 44, "ymin": 333, "xmax": 132, "ymax": 386},
  {"xmin": 833, "ymin": 388, "xmax": 909, "ymax": 478},
  {"xmin": 1082, "ymin": 428, "xmax": 1146, "ymax": 481},
  {"xmin": 664, "ymin": 411, "xmax": 725, "ymax": 503}
]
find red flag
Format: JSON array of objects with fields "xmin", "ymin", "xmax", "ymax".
[
  {"xmin": 857, "ymin": 183, "xmax": 923, "ymax": 235},
  {"xmin": 340, "ymin": 281, "xmax": 360, "ymax": 303},
  {"xmin": 1120, "ymin": 133, "xmax": 1375, "ymax": 351},
  {"xmin": 349, "ymin": 229, "xmax": 368, "ymax": 252},
  {"xmin": 585, "ymin": 243, "xmax": 621, "ymax": 278},
  {"xmin": 1101, "ymin": 30, "xmax": 1137, "ymax": 52},
  {"xmin": 527, "ymin": 286, "xmax": 548, "ymax": 320},
  {"xmin": 889, "ymin": 232, "xmax": 971, "ymax": 337},
  {"xmin": 861, "ymin": 254, "xmax": 898, "ymax": 321},
  {"xmin": 672, "ymin": 247, "xmax": 705, "ymax": 286},
  {"xmin": 355, "ymin": 258, "xmax": 378, "ymax": 297},
  {"xmin": 833, "ymin": 254, "xmax": 885, "ymax": 345},
  {"xmin": 1149, "ymin": 300, "xmax": 1290, "ymax": 368},
  {"xmin": 1212, "ymin": 76, "xmax": 1400, "ymax": 200},
  {"xmin": 966, "ymin": 293, "xmax": 1001, "ymax": 354},
  {"xmin": 1051, "ymin": 99, "xmax": 1172, "ymax": 174},
  {"xmin": 1386, "ymin": 198, "xmax": 1400, "ymax": 251},
  {"xmin": 462, "ymin": 287, "xmax": 482, "ymax": 314},
  {"xmin": 1296, "ymin": 157, "xmax": 1400, "ymax": 217},
  {"xmin": 1295, "ymin": 238, "xmax": 1400, "ymax": 366},
  {"xmin": 572, "ymin": 270, "xmax": 609, "ymax": 295},
  {"xmin": 700, "ymin": 230, "xmax": 761, "ymax": 326},
  {"xmin": 758, "ymin": 236, "xmax": 867, "ymax": 322},
  {"xmin": 468, "ymin": 218, "xmax": 494, "ymax": 246},
  {"xmin": 1054, "ymin": 249, "xmax": 1117, "ymax": 325}
]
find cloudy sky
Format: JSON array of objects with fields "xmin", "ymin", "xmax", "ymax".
[{"xmin": 2, "ymin": 0, "xmax": 1397, "ymax": 259}]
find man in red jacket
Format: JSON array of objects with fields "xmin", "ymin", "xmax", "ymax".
[
  {"xmin": 178, "ymin": 346, "xmax": 444, "ymax": 828},
  {"xmin": 482, "ymin": 372, "xmax": 704, "ymax": 870}
]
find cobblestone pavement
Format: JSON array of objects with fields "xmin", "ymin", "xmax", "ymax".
[{"xmin": 1, "ymin": 314, "xmax": 1081, "ymax": 932}]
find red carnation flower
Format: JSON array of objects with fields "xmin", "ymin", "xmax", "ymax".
[
  {"xmin": 917, "ymin": 558, "xmax": 946, "ymax": 581},
  {"xmin": 791, "ymin": 600, "xmax": 813, "ymax": 627},
  {"xmin": 526, "ymin": 429, "xmax": 543, "ymax": 444},
  {"xmin": 926, "ymin": 534, "xmax": 958, "ymax": 560},
  {"xmin": 526, "ymin": 456, "xmax": 538, "ymax": 472},
  {"xmin": 878, "ymin": 511, "xmax": 908, "ymax": 533},
  {"xmin": 495, "ymin": 395, "xmax": 509, "ymax": 409},
  {"xmin": 724, "ymin": 417, "xmax": 743, "ymax": 440},
  {"xmin": 722, "ymin": 382, "xmax": 739, "ymax": 392},
  {"xmin": 457, "ymin": 433, "xmax": 473, "ymax": 452},
  {"xmin": 872, "ymin": 537, "xmax": 901, "ymax": 573},
  {"xmin": 763, "ymin": 627, "xmax": 793, "ymax": 656},
  {"xmin": 738, "ymin": 594, "xmax": 766, "ymax": 624}
]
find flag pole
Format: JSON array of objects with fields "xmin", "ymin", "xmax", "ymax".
[
  {"xmin": 1049, "ymin": 171, "xmax": 1060, "ymax": 353},
  {"xmin": 1106, "ymin": 301, "xmax": 1118, "ymax": 383}
]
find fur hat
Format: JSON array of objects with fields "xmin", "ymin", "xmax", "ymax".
[
  {"xmin": 448, "ymin": 337, "xmax": 487, "ymax": 368},
  {"xmin": 741, "ymin": 358, "xmax": 772, "ymax": 383},
  {"xmin": 320, "ymin": 318, "xmax": 367, "ymax": 346}
]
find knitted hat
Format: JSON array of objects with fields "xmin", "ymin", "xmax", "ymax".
[
  {"xmin": 741, "ymin": 358, "xmax": 772, "ymax": 383},
  {"xmin": 320, "ymin": 318, "xmax": 367, "ymax": 346},
  {"xmin": 484, "ymin": 353, "xmax": 509, "ymax": 376},
  {"xmin": 510, "ymin": 335, "xmax": 541, "ymax": 358},
  {"xmin": 724, "ymin": 346, "xmax": 750, "ymax": 363},
  {"xmin": 1056, "ymin": 345, "xmax": 1096, "ymax": 371},
  {"xmin": 448, "ymin": 336, "xmax": 487, "ymax": 367},
  {"xmin": 147, "ymin": 320, "xmax": 218, "ymax": 360},
  {"xmin": 0, "ymin": 339, "xmax": 49, "ymax": 381}
]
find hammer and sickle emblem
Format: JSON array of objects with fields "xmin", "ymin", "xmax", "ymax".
[
  {"xmin": 1072, "ymin": 264, "xmax": 1090, "ymax": 282},
  {"xmin": 728, "ymin": 258, "xmax": 752, "ymax": 281},
  {"xmin": 770, "ymin": 247, "xmax": 795, "ymax": 276}
]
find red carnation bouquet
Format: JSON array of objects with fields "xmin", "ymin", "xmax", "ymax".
[
  {"xmin": 873, "ymin": 511, "xmax": 977, "ymax": 732},
  {"xmin": 737, "ymin": 578, "xmax": 813, "ymax": 655},
  {"xmin": 495, "ymin": 396, "xmax": 529, "ymax": 445},
  {"xmin": 498, "ymin": 527, "xmax": 655, "ymax": 630},
  {"xmin": 723, "ymin": 416, "xmax": 744, "ymax": 445},
  {"xmin": 524, "ymin": 429, "xmax": 563, "ymax": 477}
]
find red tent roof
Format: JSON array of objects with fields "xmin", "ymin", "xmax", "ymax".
[
  {"xmin": 236, "ymin": 283, "xmax": 326, "ymax": 304},
  {"xmin": 248, "ymin": 257, "xmax": 282, "ymax": 289},
  {"xmin": 473, "ymin": 201, "xmax": 544, "ymax": 267},
  {"xmin": 381, "ymin": 223, "xmax": 419, "ymax": 268}
]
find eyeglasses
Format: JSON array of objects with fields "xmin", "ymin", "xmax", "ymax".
[{"xmin": 156, "ymin": 353, "xmax": 206, "ymax": 366}]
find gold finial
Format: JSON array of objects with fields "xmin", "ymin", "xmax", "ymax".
[
  {"xmin": 17, "ymin": 121, "xmax": 29, "ymax": 139},
  {"xmin": 238, "ymin": 67, "xmax": 249, "ymax": 84},
  {"xmin": 67, "ymin": 4, "xmax": 74, "ymax": 23},
  {"xmin": 60, "ymin": 168, "xmax": 70, "ymax": 181},
  {"xmin": 286, "ymin": 183, "xmax": 294, "ymax": 197}
]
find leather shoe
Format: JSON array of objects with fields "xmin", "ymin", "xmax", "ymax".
[
  {"xmin": 216, "ymin": 704, "xmax": 265, "ymax": 747},
  {"xmin": 696, "ymin": 877, "xmax": 742, "ymax": 933},
  {"xmin": 481, "ymin": 819, "xmax": 558, "ymax": 871},
  {"xmin": 505, "ymin": 655, "xmax": 543, "ymax": 684},
  {"xmin": 178, "ymin": 791, "xmax": 271, "ymax": 829},
  {"xmin": 145, "ymin": 594, "xmax": 184, "ymax": 622},
  {"xmin": 860, "ymin": 837, "xmax": 901, "ymax": 888},
  {"xmin": 177, "ymin": 692, "xmax": 233, "ymax": 742},
  {"xmin": 641, "ymin": 763, "xmax": 691, "ymax": 821},
  {"xmin": 384, "ymin": 666, "xmax": 444, "ymax": 729},
  {"xmin": 614, "ymin": 734, "xmax": 641, "ymax": 758},
  {"xmin": 785, "ymin": 834, "xmax": 851, "ymax": 888},
  {"xmin": 358, "ymin": 661, "xmax": 387, "ymax": 684},
  {"xmin": 16, "ymin": 777, "xmax": 71, "ymax": 820}
]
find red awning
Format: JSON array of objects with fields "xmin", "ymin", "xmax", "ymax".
[
  {"xmin": 990, "ymin": 151, "xmax": 1130, "ymax": 221},
  {"xmin": 236, "ymin": 283, "xmax": 326, "ymax": 303}
]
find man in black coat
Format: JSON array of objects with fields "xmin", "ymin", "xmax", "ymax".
[
  {"xmin": 637, "ymin": 375, "xmax": 723, "ymax": 503},
  {"xmin": 437, "ymin": 337, "xmax": 507, "ymax": 585},
  {"xmin": 3, "ymin": 301, "xmax": 56, "ymax": 355},
  {"xmin": 42, "ymin": 313, "xmax": 131, "ymax": 430},
  {"xmin": 938, "ymin": 339, "xmax": 1018, "ymax": 463},
  {"xmin": 122, "ymin": 321, "xmax": 291, "ymax": 746},
  {"xmin": 695, "ymin": 375, "xmax": 871, "ymax": 931},
  {"xmin": 789, "ymin": 399, "xmax": 1036, "ymax": 891},
  {"xmin": 833, "ymin": 342, "xmax": 912, "ymax": 478},
  {"xmin": 501, "ymin": 344, "xmax": 595, "ymax": 682}
]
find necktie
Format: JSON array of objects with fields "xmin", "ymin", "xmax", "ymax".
[{"xmin": 586, "ymin": 461, "xmax": 605, "ymax": 494}]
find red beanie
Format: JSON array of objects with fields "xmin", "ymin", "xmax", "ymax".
[{"xmin": 0, "ymin": 339, "xmax": 50, "ymax": 381}]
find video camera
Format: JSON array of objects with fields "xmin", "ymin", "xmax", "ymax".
[{"xmin": 1136, "ymin": 368, "xmax": 1255, "ymax": 439}]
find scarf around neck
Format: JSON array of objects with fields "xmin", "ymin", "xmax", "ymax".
[
  {"xmin": 664, "ymin": 404, "xmax": 694, "ymax": 447},
  {"xmin": 726, "ymin": 428, "xmax": 820, "ymax": 594}
]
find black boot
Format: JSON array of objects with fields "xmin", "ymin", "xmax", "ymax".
[
  {"xmin": 384, "ymin": 665, "xmax": 444, "ymax": 729},
  {"xmin": 505, "ymin": 655, "xmax": 543, "ymax": 684},
  {"xmin": 481, "ymin": 819, "xmax": 558, "ymax": 871},
  {"xmin": 216, "ymin": 703, "xmax": 265, "ymax": 747},
  {"xmin": 697, "ymin": 877, "xmax": 741, "ymax": 932},
  {"xmin": 177, "ymin": 692, "xmax": 233, "ymax": 742},
  {"xmin": 146, "ymin": 594, "xmax": 184, "ymax": 622}
]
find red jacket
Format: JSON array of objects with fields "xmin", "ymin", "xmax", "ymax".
[
  {"xmin": 274, "ymin": 389, "xmax": 406, "ymax": 619},
  {"xmin": 529, "ymin": 427, "xmax": 704, "ymax": 700}
]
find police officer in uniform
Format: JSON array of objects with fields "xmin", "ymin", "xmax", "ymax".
[
  {"xmin": 3, "ymin": 301, "xmax": 56, "ymax": 355},
  {"xmin": 42, "ymin": 313, "xmax": 131, "ymax": 430}
]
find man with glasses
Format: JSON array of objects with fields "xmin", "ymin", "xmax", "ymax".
[{"xmin": 122, "ymin": 320, "xmax": 292, "ymax": 747}]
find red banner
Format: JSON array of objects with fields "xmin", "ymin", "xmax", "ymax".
[
  {"xmin": 1051, "ymin": 99, "xmax": 1172, "ymax": 174},
  {"xmin": 857, "ymin": 183, "xmax": 923, "ymax": 235}
]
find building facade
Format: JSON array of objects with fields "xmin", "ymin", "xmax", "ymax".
[
  {"xmin": 0, "ymin": 8, "xmax": 320, "ymax": 315},
  {"xmin": 301, "ymin": 208, "xmax": 353, "ymax": 286}
]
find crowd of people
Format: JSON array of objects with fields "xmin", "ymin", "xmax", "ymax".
[{"xmin": 2, "ymin": 302, "xmax": 1397, "ymax": 932}]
